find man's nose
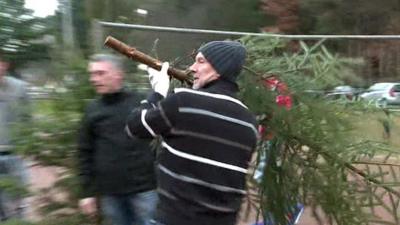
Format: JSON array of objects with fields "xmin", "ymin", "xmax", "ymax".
[
  {"xmin": 90, "ymin": 75, "xmax": 98, "ymax": 83},
  {"xmin": 189, "ymin": 63, "xmax": 196, "ymax": 72}
]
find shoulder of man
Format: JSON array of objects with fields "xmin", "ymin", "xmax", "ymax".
[
  {"xmin": 4, "ymin": 76, "xmax": 31, "ymax": 99},
  {"xmin": 4, "ymin": 76, "xmax": 29, "ymax": 88},
  {"xmin": 172, "ymin": 87, "xmax": 204, "ymax": 96},
  {"xmin": 84, "ymin": 97, "xmax": 102, "ymax": 113},
  {"xmin": 173, "ymin": 87, "xmax": 248, "ymax": 107},
  {"xmin": 124, "ymin": 89, "xmax": 147, "ymax": 101}
]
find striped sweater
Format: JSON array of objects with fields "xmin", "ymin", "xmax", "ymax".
[{"xmin": 126, "ymin": 80, "xmax": 258, "ymax": 225}]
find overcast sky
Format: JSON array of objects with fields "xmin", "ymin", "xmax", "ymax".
[{"xmin": 25, "ymin": 0, "xmax": 59, "ymax": 17}]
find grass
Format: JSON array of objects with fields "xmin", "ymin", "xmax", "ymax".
[{"xmin": 351, "ymin": 109, "xmax": 400, "ymax": 149}]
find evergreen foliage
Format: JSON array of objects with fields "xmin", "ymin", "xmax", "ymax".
[
  {"xmin": 239, "ymin": 36, "xmax": 400, "ymax": 225},
  {"xmin": 0, "ymin": 0, "xmax": 51, "ymax": 72},
  {"xmin": 13, "ymin": 53, "xmax": 95, "ymax": 223},
  {"xmin": 300, "ymin": 0, "xmax": 400, "ymax": 35},
  {"xmin": 0, "ymin": 219, "xmax": 35, "ymax": 225},
  {"xmin": 0, "ymin": 0, "xmax": 397, "ymax": 224},
  {"xmin": 12, "ymin": 35, "xmax": 400, "ymax": 224},
  {"xmin": 0, "ymin": 176, "xmax": 29, "ymax": 198}
]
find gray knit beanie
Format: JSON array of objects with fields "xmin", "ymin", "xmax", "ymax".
[{"xmin": 198, "ymin": 40, "xmax": 246, "ymax": 83}]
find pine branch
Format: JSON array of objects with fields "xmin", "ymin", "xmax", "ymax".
[
  {"xmin": 294, "ymin": 136, "xmax": 400, "ymax": 199},
  {"xmin": 351, "ymin": 161, "xmax": 400, "ymax": 167}
]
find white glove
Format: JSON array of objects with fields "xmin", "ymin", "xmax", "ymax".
[{"xmin": 148, "ymin": 62, "xmax": 170, "ymax": 98}]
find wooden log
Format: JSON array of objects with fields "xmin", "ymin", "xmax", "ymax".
[{"xmin": 104, "ymin": 36, "xmax": 192, "ymax": 85}]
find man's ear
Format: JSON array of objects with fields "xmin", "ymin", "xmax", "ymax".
[
  {"xmin": 213, "ymin": 73, "xmax": 221, "ymax": 79},
  {"xmin": 118, "ymin": 70, "xmax": 124, "ymax": 78},
  {"xmin": 116, "ymin": 70, "xmax": 125, "ymax": 82}
]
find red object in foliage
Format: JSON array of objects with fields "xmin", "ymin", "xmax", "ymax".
[
  {"xmin": 263, "ymin": 77, "xmax": 280, "ymax": 90},
  {"xmin": 276, "ymin": 95, "xmax": 292, "ymax": 109},
  {"xmin": 263, "ymin": 76, "xmax": 292, "ymax": 109},
  {"xmin": 276, "ymin": 82, "xmax": 289, "ymax": 93},
  {"xmin": 258, "ymin": 124, "xmax": 275, "ymax": 140},
  {"xmin": 259, "ymin": 75, "xmax": 293, "ymax": 140},
  {"xmin": 258, "ymin": 125, "xmax": 266, "ymax": 135}
]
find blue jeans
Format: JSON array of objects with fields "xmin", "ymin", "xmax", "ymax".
[
  {"xmin": 100, "ymin": 189, "xmax": 158, "ymax": 225},
  {"xmin": 0, "ymin": 154, "xmax": 28, "ymax": 221}
]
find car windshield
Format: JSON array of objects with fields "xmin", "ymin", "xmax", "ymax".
[{"xmin": 368, "ymin": 83, "xmax": 391, "ymax": 91}]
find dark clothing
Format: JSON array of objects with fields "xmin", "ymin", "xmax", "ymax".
[
  {"xmin": 78, "ymin": 90, "xmax": 156, "ymax": 197},
  {"xmin": 126, "ymin": 80, "xmax": 258, "ymax": 225},
  {"xmin": 100, "ymin": 190, "xmax": 158, "ymax": 225}
]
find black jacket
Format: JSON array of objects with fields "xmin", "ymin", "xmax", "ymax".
[
  {"xmin": 78, "ymin": 89, "xmax": 156, "ymax": 197},
  {"xmin": 126, "ymin": 80, "xmax": 258, "ymax": 225}
]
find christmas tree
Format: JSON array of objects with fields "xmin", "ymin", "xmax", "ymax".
[{"xmin": 239, "ymin": 36, "xmax": 400, "ymax": 225}]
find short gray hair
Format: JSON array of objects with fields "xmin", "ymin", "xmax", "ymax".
[{"xmin": 89, "ymin": 54, "xmax": 124, "ymax": 71}]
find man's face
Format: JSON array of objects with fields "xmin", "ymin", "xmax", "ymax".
[
  {"xmin": 189, "ymin": 52, "xmax": 220, "ymax": 89},
  {"xmin": 88, "ymin": 61, "xmax": 123, "ymax": 94}
]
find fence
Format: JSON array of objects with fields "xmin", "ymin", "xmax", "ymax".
[{"xmin": 92, "ymin": 20, "xmax": 400, "ymax": 85}]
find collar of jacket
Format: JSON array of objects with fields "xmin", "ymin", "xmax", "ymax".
[
  {"xmin": 100, "ymin": 88, "xmax": 126, "ymax": 103},
  {"xmin": 199, "ymin": 79, "xmax": 239, "ymax": 98}
]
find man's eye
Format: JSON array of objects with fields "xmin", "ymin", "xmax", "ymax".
[{"xmin": 93, "ymin": 71, "xmax": 105, "ymax": 76}]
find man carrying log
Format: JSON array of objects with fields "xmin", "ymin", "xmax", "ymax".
[{"xmin": 125, "ymin": 40, "xmax": 258, "ymax": 225}]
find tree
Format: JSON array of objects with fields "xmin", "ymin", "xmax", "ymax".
[
  {"xmin": 260, "ymin": 0, "xmax": 400, "ymax": 82},
  {"xmin": 240, "ymin": 36, "xmax": 400, "ymax": 225},
  {"xmin": 260, "ymin": 0, "xmax": 300, "ymax": 33},
  {"xmin": 0, "ymin": 0, "xmax": 51, "ymax": 73},
  {"xmin": 11, "ymin": 1, "xmax": 400, "ymax": 224},
  {"xmin": 14, "ymin": 56, "xmax": 95, "ymax": 224},
  {"xmin": 298, "ymin": 0, "xmax": 400, "ymax": 81}
]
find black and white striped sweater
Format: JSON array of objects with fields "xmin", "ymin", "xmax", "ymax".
[{"xmin": 126, "ymin": 80, "xmax": 258, "ymax": 225}]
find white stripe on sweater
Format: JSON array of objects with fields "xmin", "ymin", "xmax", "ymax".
[
  {"xmin": 159, "ymin": 164, "xmax": 246, "ymax": 194},
  {"xmin": 141, "ymin": 109, "xmax": 156, "ymax": 137},
  {"xmin": 174, "ymin": 88, "xmax": 248, "ymax": 109},
  {"xmin": 161, "ymin": 141, "xmax": 248, "ymax": 174},
  {"xmin": 178, "ymin": 107, "xmax": 258, "ymax": 136},
  {"xmin": 125, "ymin": 125, "xmax": 134, "ymax": 138}
]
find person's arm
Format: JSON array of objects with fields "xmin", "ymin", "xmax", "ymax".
[
  {"xmin": 126, "ymin": 92, "xmax": 178, "ymax": 138},
  {"xmin": 19, "ymin": 82, "xmax": 31, "ymax": 122},
  {"xmin": 125, "ymin": 62, "xmax": 177, "ymax": 138},
  {"xmin": 77, "ymin": 105, "xmax": 96, "ymax": 199},
  {"xmin": 77, "ymin": 106, "xmax": 99, "ymax": 216}
]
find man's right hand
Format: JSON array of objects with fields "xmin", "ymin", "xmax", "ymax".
[{"xmin": 79, "ymin": 197, "xmax": 97, "ymax": 216}]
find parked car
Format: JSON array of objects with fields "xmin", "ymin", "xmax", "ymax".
[
  {"xmin": 303, "ymin": 89, "xmax": 326, "ymax": 98},
  {"xmin": 359, "ymin": 82, "xmax": 400, "ymax": 108},
  {"xmin": 325, "ymin": 85, "xmax": 359, "ymax": 101}
]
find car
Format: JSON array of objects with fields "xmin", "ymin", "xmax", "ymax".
[
  {"xmin": 325, "ymin": 85, "xmax": 359, "ymax": 101},
  {"xmin": 359, "ymin": 82, "xmax": 400, "ymax": 108}
]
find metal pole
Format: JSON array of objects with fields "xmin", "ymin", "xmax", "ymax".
[{"xmin": 98, "ymin": 21, "xmax": 400, "ymax": 40}]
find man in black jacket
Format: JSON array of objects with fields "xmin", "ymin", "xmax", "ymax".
[
  {"xmin": 78, "ymin": 54, "xmax": 158, "ymax": 225},
  {"xmin": 126, "ymin": 41, "xmax": 258, "ymax": 225}
]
